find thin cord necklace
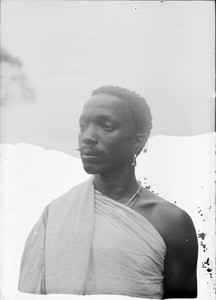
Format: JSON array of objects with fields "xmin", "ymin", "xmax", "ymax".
[{"xmin": 125, "ymin": 181, "xmax": 142, "ymax": 207}]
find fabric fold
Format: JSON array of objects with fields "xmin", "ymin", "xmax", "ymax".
[
  {"xmin": 85, "ymin": 191, "xmax": 166, "ymax": 299},
  {"xmin": 45, "ymin": 177, "xmax": 94, "ymax": 294},
  {"xmin": 19, "ymin": 178, "xmax": 166, "ymax": 299},
  {"xmin": 18, "ymin": 204, "xmax": 48, "ymax": 294},
  {"xmin": 19, "ymin": 177, "xmax": 94, "ymax": 294}
]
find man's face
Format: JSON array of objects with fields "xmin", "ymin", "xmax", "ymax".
[{"xmin": 78, "ymin": 93, "xmax": 136, "ymax": 174}]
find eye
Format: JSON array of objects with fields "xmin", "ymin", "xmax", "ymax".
[
  {"xmin": 79, "ymin": 122, "xmax": 88, "ymax": 131},
  {"xmin": 101, "ymin": 123, "xmax": 114, "ymax": 131}
]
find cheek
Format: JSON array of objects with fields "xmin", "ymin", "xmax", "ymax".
[
  {"xmin": 78, "ymin": 131, "xmax": 86, "ymax": 147},
  {"xmin": 78, "ymin": 132, "xmax": 82, "ymax": 145},
  {"xmin": 105, "ymin": 136, "xmax": 133, "ymax": 159}
]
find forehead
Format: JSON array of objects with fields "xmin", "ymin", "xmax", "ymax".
[{"xmin": 80, "ymin": 94, "xmax": 131, "ymax": 120}]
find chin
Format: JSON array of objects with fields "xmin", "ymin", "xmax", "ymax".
[
  {"xmin": 82, "ymin": 160, "xmax": 128, "ymax": 175},
  {"xmin": 82, "ymin": 163, "xmax": 100, "ymax": 175}
]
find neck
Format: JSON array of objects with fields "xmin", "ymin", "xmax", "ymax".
[{"xmin": 93, "ymin": 166, "xmax": 138, "ymax": 202}]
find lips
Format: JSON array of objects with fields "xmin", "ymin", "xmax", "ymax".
[
  {"xmin": 80, "ymin": 147, "xmax": 102, "ymax": 159},
  {"xmin": 82, "ymin": 149, "xmax": 99, "ymax": 156}
]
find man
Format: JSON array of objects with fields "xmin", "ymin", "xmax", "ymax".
[{"xmin": 18, "ymin": 86, "xmax": 198, "ymax": 299}]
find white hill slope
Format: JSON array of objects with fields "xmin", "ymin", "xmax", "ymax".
[{"xmin": 0, "ymin": 133, "xmax": 215, "ymax": 300}]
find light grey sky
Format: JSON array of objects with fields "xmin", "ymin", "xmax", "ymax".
[{"xmin": 1, "ymin": 1, "xmax": 215, "ymax": 156}]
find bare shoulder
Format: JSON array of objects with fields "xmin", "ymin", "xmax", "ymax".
[
  {"xmin": 137, "ymin": 187, "xmax": 185, "ymax": 218},
  {"xmin": 136, "ymin": 188, "xmax": 198, "ymax": 298},
  {"xmin": 135, "ymin": 188, "xmax": 197, "ymax": 245}
]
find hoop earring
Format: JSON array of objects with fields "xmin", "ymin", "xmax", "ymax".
[
  {"xmin": 143, "ymin": 139, "xmax": 148, "ymax": 153},
  {"xmin": 131, "ymin": 152, "xmax": 137, "ymax": 167}
]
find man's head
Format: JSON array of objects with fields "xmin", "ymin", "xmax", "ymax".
[
  {"xmin": 92, "ymin": 86, "xmax": 152, "ymax": 138},
  {"xmin": 78, "ymin": 86, "xmax": 152, "ymax": 174}
]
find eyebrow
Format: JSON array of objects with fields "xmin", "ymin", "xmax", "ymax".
[{"xmin": 79, "ymin": 114, "xmax": 119, "ymax": 124}]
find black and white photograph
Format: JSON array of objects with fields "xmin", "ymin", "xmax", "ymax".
[{"xmin": 1, "ymin": 1, "xmax": 215, "ymax": 300}]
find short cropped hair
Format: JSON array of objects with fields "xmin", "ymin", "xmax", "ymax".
[{"xmin": 91, "ymin": 86, "xmax": 152, "ymax": 136}]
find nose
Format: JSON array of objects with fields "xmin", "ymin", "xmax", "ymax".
[{"xmin": 82, "ymin": 124, "xmax": 98, "ymax": 145}]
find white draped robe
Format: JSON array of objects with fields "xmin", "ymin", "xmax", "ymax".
[{"xmin": 18, "ymin": 177, "xmax": 166, "ymax": 299}]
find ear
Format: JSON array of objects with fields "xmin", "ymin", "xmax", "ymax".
[{"xmin": 133, "ymin": 133, "xmax": 148, "ymax": 154}]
